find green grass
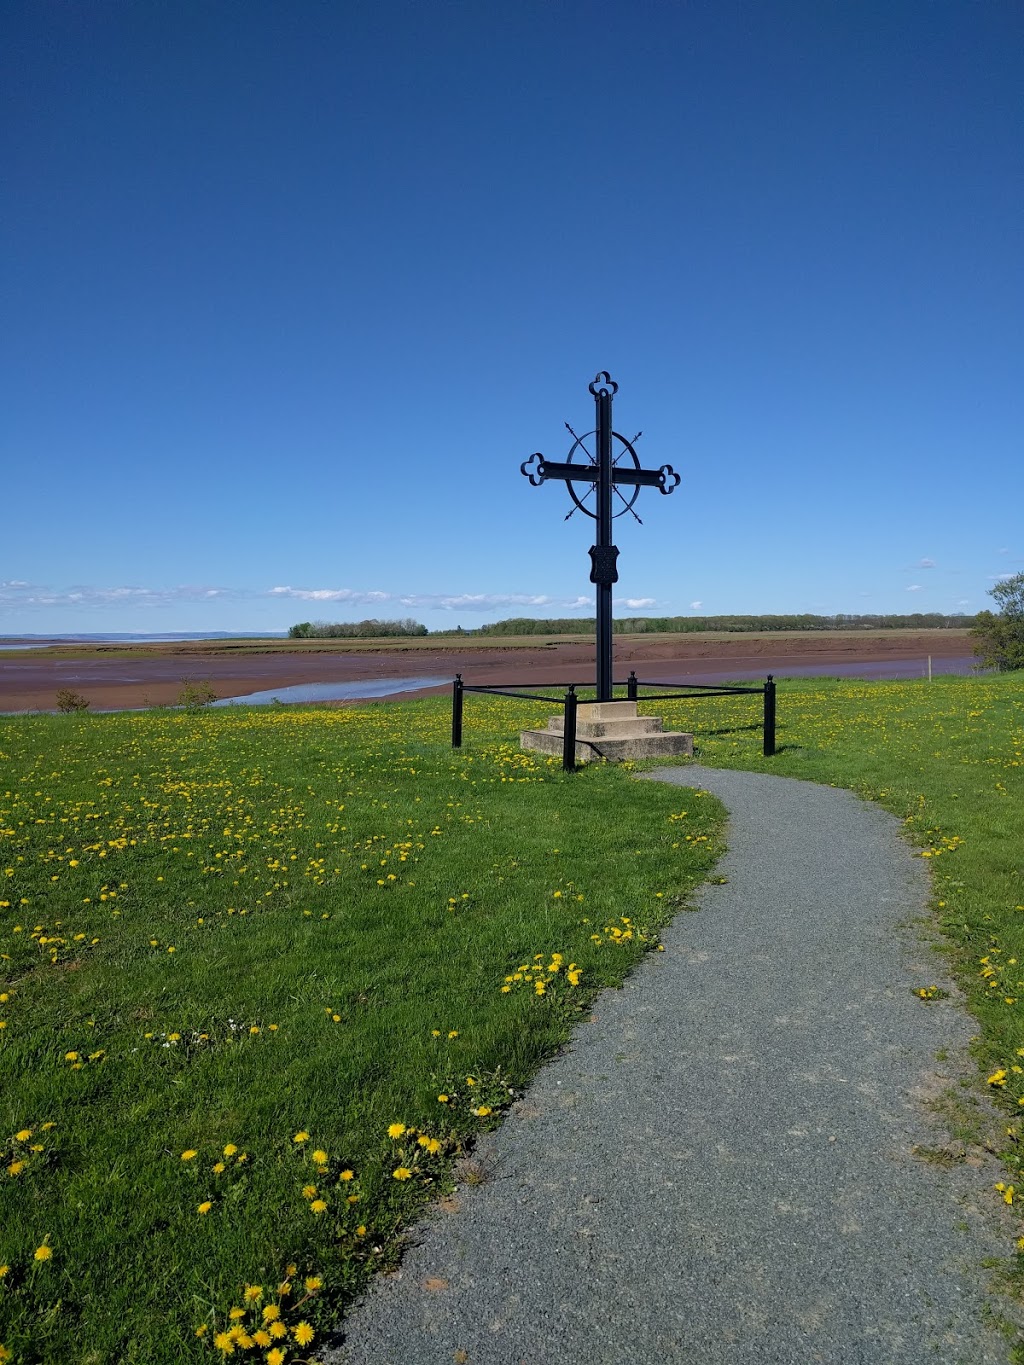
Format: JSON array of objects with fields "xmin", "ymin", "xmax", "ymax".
[
  {"xmin": 0, "ymin": 697, "xmax": 725, "ymax": 1364},
  {"xmin": 5, "ymin": 672, "xmax": 1024, "ymax": 1362}
]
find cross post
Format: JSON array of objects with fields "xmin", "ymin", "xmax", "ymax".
[{"xmin": 521, "ymin": 373, "xmax": 680, "ymax": 702}]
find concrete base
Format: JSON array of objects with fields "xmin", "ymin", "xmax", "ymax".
[{"xmin": 520, "ymin": 700, "xmax": 693, "ymax": 764}]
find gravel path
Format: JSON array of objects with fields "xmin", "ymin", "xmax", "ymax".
[{"xmin": 329, "ymin": 766, "xmax": 1016, "ymax": 1364}]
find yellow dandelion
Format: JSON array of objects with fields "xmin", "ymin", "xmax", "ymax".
[
  {"xmin": 304, "ymin": 1275, "xmax": 322, "ymax": 1292},
  {"xmin": 310, "ymin": 1198, "xmax": 328, "ymax": 1214},
  {"xmin": 261, "ymin": 1304, "xmax": 281, "ymax": 1322},
  {"xmin": 268, "ymin": 1320, "xmax": 288, "ymax": 1339},
  {"xmin": 253, "ymin": 1330, "xmax": 272, "ymax": 1347},
  {"xmin": 392, "ymin": 1166, "xmax": 412, "ymax": 1181},
  {"xmin": 293, "ymin": 1321, "xmax": 315, "ymax": 1346},
  {"xmin": 14, "ymin": 1129, "xmax": 31, "ymax": 1142},
  {"xmin": 228, "ymin": 1307, "xmax": 246, "ymax": 1320},
  {"xmin": 292, "ymin": 1131, "xmax": 310, "ymax": 1144},
  {"xmin": 340, "ymin": 1169, "xmax": 354, "ymax": 1181},
  {"xmin": 244, "ymin": 1284, "xmax": 263, "ymax": 1302},
  {"xmin": 312, "ymin": 1148, "xmax": 328, "ymax": 1164},
  {"xmin": 181, "ymin": 1149, "xmax": 198, "ymax": 1161},
  {"xmin": 198, "ymin": 1200, "xmax": 213, "ymax": 1215},
  {"xmin": 302, "ymin": 1184, "xmax": 318, "ymax": 1199},
  {"xmin": 34, "ymin": 1244, "xmax": 53, "ymax": 1261},
  {"xmin": 213, "ymin": 1330, "xmax": 236, "ymax": 1354},
  {"xmin": 387, "ymin": 1122, "xmax": 406, "ymax": 1139},
  {"xmin": 223, "ymin": 1143, "xmax": 238, "ymax": 1157}
]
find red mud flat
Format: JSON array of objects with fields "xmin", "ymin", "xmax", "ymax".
[{"xmin": 0, "ymin": 631, "xmax": 977, "ymax": 714}]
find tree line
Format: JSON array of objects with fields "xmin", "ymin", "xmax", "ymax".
[
  {"xmin": 462, "ymin": 612, "xmax": 979, "ymax": 637},
  {"xmin": 288, "ymin": 619, "xmax": 428, "ymax": 638}
]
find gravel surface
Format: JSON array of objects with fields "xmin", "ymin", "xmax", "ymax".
[{"xmin": 329, "ymin": 766, "xmax": 1017, "ymax": 1364}]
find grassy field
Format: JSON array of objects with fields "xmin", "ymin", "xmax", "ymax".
[
  {"xmin": 0, "ymin": 697, "xmax": 725, "ymax": 1364},
  {"xmin": 3, "ymin": 673, "xmax": 1023, "ymax": 1363}
]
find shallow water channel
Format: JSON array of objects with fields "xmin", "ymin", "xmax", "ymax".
[{"xmin": 209, "ymin": 676, "xmax": 450, "ymax": 706}]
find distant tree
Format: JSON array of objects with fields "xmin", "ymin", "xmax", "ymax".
[
  {"xmin": 972, "ymin": 572, "xmax": 1024, "ymax": 671},
  {"xmin": 289, "ymin": 622, "xmax": 313, "ymax": 638}
]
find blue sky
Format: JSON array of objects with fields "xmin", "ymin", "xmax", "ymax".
[{"xmin": 3, "ymin": 0, "xmax": 1021, "ymax": 634}]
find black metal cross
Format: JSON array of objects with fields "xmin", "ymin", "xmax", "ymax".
[{"xmin": 521, "ymin": 372, "xmax": 680, "ymax": 702}]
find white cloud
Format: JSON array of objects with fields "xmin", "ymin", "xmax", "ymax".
[
  {"xmin": 268, "ymin": 586, "xmax": 390, "ymax": 604},
  {"xmin": 690, "ymin": 600, "xmax": 703, "ymax": 610},
  {"xmin": 0, "ymin": 581, "xmax": 242, "ymax": 610},
  {"xmin": 270, "ymin": 587, "xmax": 594, "ymax": 613},
  {"xmin": 918, "ymin": 558, "xmax": 936, "ymax": 569},
  {"xmin": 620, "ymin": 597, "xmax": 656, "ymax": 609},
  {"xmin": 906, "ymin": 584, "xmax": 923, "ymax": 592},
  {"xmin": 1, "ymin": 580, "xmax": 595, "ymax": 617}
]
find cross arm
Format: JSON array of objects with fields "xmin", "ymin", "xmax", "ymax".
[{"xmin": 521, "ymin": 453, "xmax": 680, "ymax": 495}]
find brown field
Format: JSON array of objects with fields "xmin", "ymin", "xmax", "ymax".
[{"xmin": 0, "ymin": 629, "xmax": 976, "ymax": 713}]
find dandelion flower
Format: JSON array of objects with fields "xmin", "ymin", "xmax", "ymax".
[
  {"xmin": 7, "ymin": 1161, "xmax": 25, "ymax": 1176},
  {"xmin": 392, "ymin": 1167, "xmax": 412, "ymax": 1181},
  {"xmin": 302, "ymin": 1184, "xmax": 317, "ymax": 1199},
  {"xmin": 14, "ymin": 1129, "xmax": 31, "ymax": 1142},
  {"xmin": 312, "ymin": 1149, "xmax": 328, "ymax": 1164},
  {"xmin": 198, "ymin": 1200, "xmax": 213, "ymax": 1215},
  {"xmin": 268, "ymin": 1320, "xmax": 288, "ymax": 1339},
  {"xmin": 34, "ymin": 1244, "xmax": 53, "ymax": 1261},
  {"xmin": 253, "ymin": 1330, "xmax": 272, "ymax": 1347},
  {"xmin": 228, "ymin": 1307, "xmax": 246, "ymax": 1321},
  {"xmin": 223, "ymin": 1143, "xmax": 238, "ymax": 1157},
  {"xmin": 310, "ymin": 1198, "xmax": 328, "ymax": 1214},
  {"xmin": 181, "ymin": 1149, "xmax": 199, "ymax": 1161},
  {"xmin": 213, "ymin": 1330, "xmax": 236, "ymax": 1354},
  {"xmin": 293, "ymin": 1321, "xmax": 315, "ymax": 1345},
  {"xmin": 304, "ymin": 1275, "xmax": 322, "ymax": 1292},
  {"xmin": 292, "ymin": 1131, "xmax": 310, "ymax": 1144},
  {"xmin": 212, "ymin": 1161, "xmax": 226, "ymax": 1174},
  {"xmin": 437, "ymin": 1094, "xmax": 449, "ymax": 1104},
  {"xmin": 340, "ymin": 1169, "xmax": 354, "ymax": 1181},
  {"xmin": 267, "ymin": 1346, "xmax": 286, "ymax": 1363},
  {"xmin": 261, "ymin": 1304, "xmax": 281, "ymax": 1322},
  {"xmin": 244, "ymin": 1284, "xmax": 263, "ymax": 1302},
  {"xmin": 387, "ymin": 1122, "xmax": 406, "ymax": 1139}
]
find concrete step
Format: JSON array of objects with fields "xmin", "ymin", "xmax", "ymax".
[
  {"xmin": 544, "ymin": 715, "xmax": 665, "ymax": 738},
  {"xmin": 521, "ymin": 727, "xmax": 694, "ymax": 763}
]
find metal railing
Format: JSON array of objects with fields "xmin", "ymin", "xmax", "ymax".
[{"xmin": 451, "ymin": 671, "xmax": 777, "ymax": 772}]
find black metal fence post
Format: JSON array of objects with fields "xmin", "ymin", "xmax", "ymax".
[
  {"xmin": 627, "ymin": 670, "xmax": 638, "ymax": 701},
  {"xmin": 452, "ymin": 674, "xmax": 463, "ymax": 748},
  {"xmin": 763, "ymin": 674, "xmax": 776, "ymax": 757},
  {"xmin": 562, "ymin": 687, "xmax": 578, "ymax": 772}
]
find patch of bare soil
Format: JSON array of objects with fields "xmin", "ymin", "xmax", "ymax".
[{"xmin": 0, "ymin": 631, "xmax": 974, "ymax": 713}]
